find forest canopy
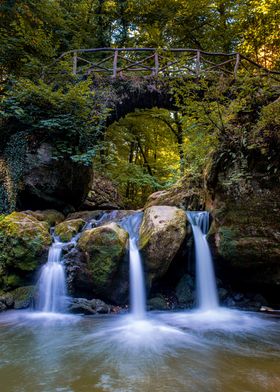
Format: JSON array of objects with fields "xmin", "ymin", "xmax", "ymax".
[{"xmin": 0, "ymin": 0, "xmax": 279, "ymax": 208}]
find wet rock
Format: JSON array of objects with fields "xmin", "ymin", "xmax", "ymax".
[
  {"xmin": 75, "ymin": 223, "xmax": 129, "ymax": 303},
  {"xmin": 95, "ymin": 210, "xmax": 137, "ymax": 226},
  {"xmin": 148, "ymin": 296, "xmax": 168, "ymax": 310},
  {"xmin": 54, "ymin": 219, "xmax": 85, "ymax": 242},
  {"xmin": 0, "ymin": 301, "xmax": 7, "ymax": 311},
  {"xmin": 0, "ymin": 292, "xmax": 14, "ymax": 308},
  {"xmin": 12, "ymin": 286, "xmax": 35, "ymax": 309},
  {"xmin": 17, "ymin": 143, "xmax": 92, "ymax": 212},
  {"xmin": 66, "ymin": 210, "xmax": 104, "ymax": 222},
  {"xmin": 0, "ymin": 286, "xmax": 35, "ymax": 309},
  {"xmin": 206, "ymin": 143, "xmax": 280, "ymax": 304},
  {"xmin": 23, "ymin": 209, "xmax": 65, "ymax": 227},
  {"xmin": 82, "ymin": 172, "xmax": 123, "ymax": 210},
  {"xmin": 175, "ymin": 274, "xmax": 195, "ymax": 306},
  {"xmin": 218, "ymin": 288, "xmax": 229, "ymax": 301},
  {"xmin": 233, "ymin": 292, "xmax": 244, "ymax": 302},
  {"xmin": 139, "ymin": 206, "xmax": 187, "ymax": 284},
  {"xmin": 64, "ymin": 248, "xmax": 94, "ymax": 297},
  {"xmin": 67, "ymin": 297, "xmax": 111, "ymax": 315},
  {"xmin": 223, "ymin": 297, "xmax": 236, "ymax": 307},
  {"xmin": 145, "ymin": 176, "xmax": 205, "ymax": 210},
  {"xmin": 0, "ymin": 212, "xmax": 51, "ymax": 290}
]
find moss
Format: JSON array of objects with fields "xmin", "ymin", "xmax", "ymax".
[
  {"xmin": 12, "ymin": 286, "xmax": 35, "ymax": 309},
  {"xmin": 139, "ymin": 206, "xmax": 187, "ymax": 279},
  {"xmin": 23, "ymin": 210, "xmax": 65, "ymax": 227},
  {"xmin": 78, "ymin": 223, "xmax": 128, "ymax": 292},
  {"xmin": 148, "ymin": 296, "xmax": 168, "ymax": 310},
  {"xmin": 54, "ymin": 218, "xmax": 85, "ymax": 242},
  {"xmin": 218, "ymin": 227, "xmax": 239, "ymax": 260},
  {"xmin": 3, "ymin": 274, "xmax": 23, "ymax": 288},
  {"xmin": 0, "ymin": 212, "xmax": 51, "ymax": 290}
]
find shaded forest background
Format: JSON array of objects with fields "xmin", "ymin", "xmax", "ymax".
[{"xmin": 0, "ymin": 0, "xmax": 279, "ymax": 208}]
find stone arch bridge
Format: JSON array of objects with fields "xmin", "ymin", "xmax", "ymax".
[
  {"xmin": 47, "ymin": 47, "xmax": 280, "ymax": 125},
  {"xmin": 3, "ymin": 48, "xmax": 279, "ymax": 212}
]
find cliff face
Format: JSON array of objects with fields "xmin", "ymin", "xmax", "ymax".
[{"xmin": 206, "ymin": 136, "xmax": 280, "ymax": 304}]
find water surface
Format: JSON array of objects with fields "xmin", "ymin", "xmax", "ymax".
[{"xmin": 0, "ymin": 309, "xmax": 279, "ymax": 392}]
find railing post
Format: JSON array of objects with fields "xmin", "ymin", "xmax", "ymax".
[
  {"xmin": 113, "ymin": 49, "xmax": 118, "ymax": 78},
  {"xmin": 234, "ymin": 53, "xmax": 240, "ymax": 79},
  {"xmin": 154, "ymin": 52, "xmax": 159, "ymax": 76},
  {"xmin": 196, "ymin": 50, "xmax": 201, "ymax": 77},
  {"xmin": 73, "ymin": 51, "xmax": 77, "ymax": 75}
]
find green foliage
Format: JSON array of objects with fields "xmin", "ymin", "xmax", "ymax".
[
  {"xmin": 0, "ymin": 78, "xmax": 102, "ymax": 162},
  {"xmin": 0, "ymin": 0, "xmax": 279, "ymax": 212},
  {"xmin": 0, "ymin": 132, "xmax": 27, "ymax": 213},
  {"xmin": 93, "ymin": 109, "xmax": 181, "ymax": 207}
]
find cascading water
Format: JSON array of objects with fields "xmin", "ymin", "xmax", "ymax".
[
  {"xmin": 37, "ymin": 238, "xmax": 67, "ymax": 313},
  {"xmin": 120, "ymin": 212, "xmax": 146, "ymax": 319},
  {"xmin": 187, "ymin": 211, "xmax": 219, "ymax": 311}
]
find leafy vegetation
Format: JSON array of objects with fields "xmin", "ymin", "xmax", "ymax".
[{"xmin": 0, "ymin": 0, "xmax": 279, "ymax": 210}]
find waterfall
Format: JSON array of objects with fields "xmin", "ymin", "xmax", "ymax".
[
  {"xmin": 120, "ymin": 212, "xmax": 146, "ymax": 319},
  {"xmin": 37, "ymin": 239, "xmax": 67, "ymax": 313},
  {"xmin": 187, "ymin": 211, "xmax": 219, "ymax": 311}
]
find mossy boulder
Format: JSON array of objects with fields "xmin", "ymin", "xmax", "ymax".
[
  {"xmin": 77, "ymin": 223, "xmax": 129, "ymax": 302},
  {"xmin": 175, "ymin": 274, "xmax": 195, "ymax": 307},
  {"xmin": 0, "ymin": 212, "xmax": 51, "ymax": 290},
  {"xmin": 139, "ymin": 206, "xmax": 187, "ymax": 283},
  {"xmin": 145, "ymin": 176, "xmax": 205, "ymax": 210},
  {"xmin": 54, "ymin": 218, "xmax": 85, "ymax": 242},
  {"xmin": 0, "ymin": 286, "xmax": 35, "ymax": 310},
  {"xmin": 148, "ymin": 296, "xmax": 168, "ymax": 310},
  {"xmin": 23, "ymin": 209, "xmax": 65, "ymax": 227},
  {"xmin": 206, "ymin": 144, "xmax": 280, "ymax": 304},
  {"xmin": 67, "ymin": 297, "xmax": 111, "ymax": 315},
  {"xmin": 66, "ymin": 210, "xmax": 104, "ymax": 222},
  {"xmin": 82, "ymin": 171, "xmax": 123, "ymax": 210}
]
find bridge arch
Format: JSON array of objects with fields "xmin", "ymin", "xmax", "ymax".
[{"xmin": 15, "ymin": 48, "xmax": 280, "ymax": 211}]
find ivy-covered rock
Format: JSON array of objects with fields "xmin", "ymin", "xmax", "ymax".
[
  {"xmin": 139, "ymin": 206, "xmax": 187, "ymax": 284},
  {"xmin": 54, "ymin": 218, "xmax": 85, "ymax": 242},
  {"xmin": 76, "ymin": 223, "xmax": 129, "ymax": 302},
  {"xmin": 0, "ymin": 212, "xmax": 51, "ymax": 290}
]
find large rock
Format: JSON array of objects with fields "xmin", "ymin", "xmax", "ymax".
[
  {"xmin": 0, "ymin": 212, "xmax": 51, "ymax": 290},
  {"xmin": 75, "ymin": 223, "xmax": 129, "ymax": 303},
  {"xmin": 0, "ymin": 286, "xmax": 35, "ymax": 310},
  {"xmin": 175, "ymin": 274, "xmax": 195, "ymax": 307},
  {"xmin": 17, "ymin": 143, "xmax": 92, "ymax": 212},
  {"xmin": 139, "ymin": 206, "xmax": 187, "ymax": 284},
  {"xmin": 145, "ymin": 176, "xmax": 205, "ymax": 210},
  {"xmin": 64, "ymin": 248, "xmax": 93, "ymax": 297},
  {"xmin": 82, "ymin": 171, "xmax": 123, "ymax": 210},
  {"xmin": 148, "ymin": 295, "xmax": 169, "ymax": 310},
  {"xmin": 54, "ymin": 218, "xmax": 85, "ymax": 242},
  {"xmin": 23, "ymin": 209, "xmax": 65, "ymax": 227},
  {"xmin": 66, "ymin": 210, "xmax": 104, "ymax": 222},
  {"xmin": 67, "ymin": 297, "xmax": 111, "ymax": 315},
  {"xmin": 207, "ymin": 148, "xmax": 280, "ymax": 304}
]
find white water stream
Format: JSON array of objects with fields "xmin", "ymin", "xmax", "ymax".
[
  {"xmin": 37, "ymin": 239, "xmax": 67, "ymax": 313},
  {"xmin": 120, "ymin": 212, "xmax": 146, "ymax": 319},
  {"xmin": 187, "ymin": 211, "xmax": 219, "ymax": 311}
]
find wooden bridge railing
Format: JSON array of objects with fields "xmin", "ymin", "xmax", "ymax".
[{"xmin": 47, "ymin": 48, "xmax": 280, "ymax": 79}]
